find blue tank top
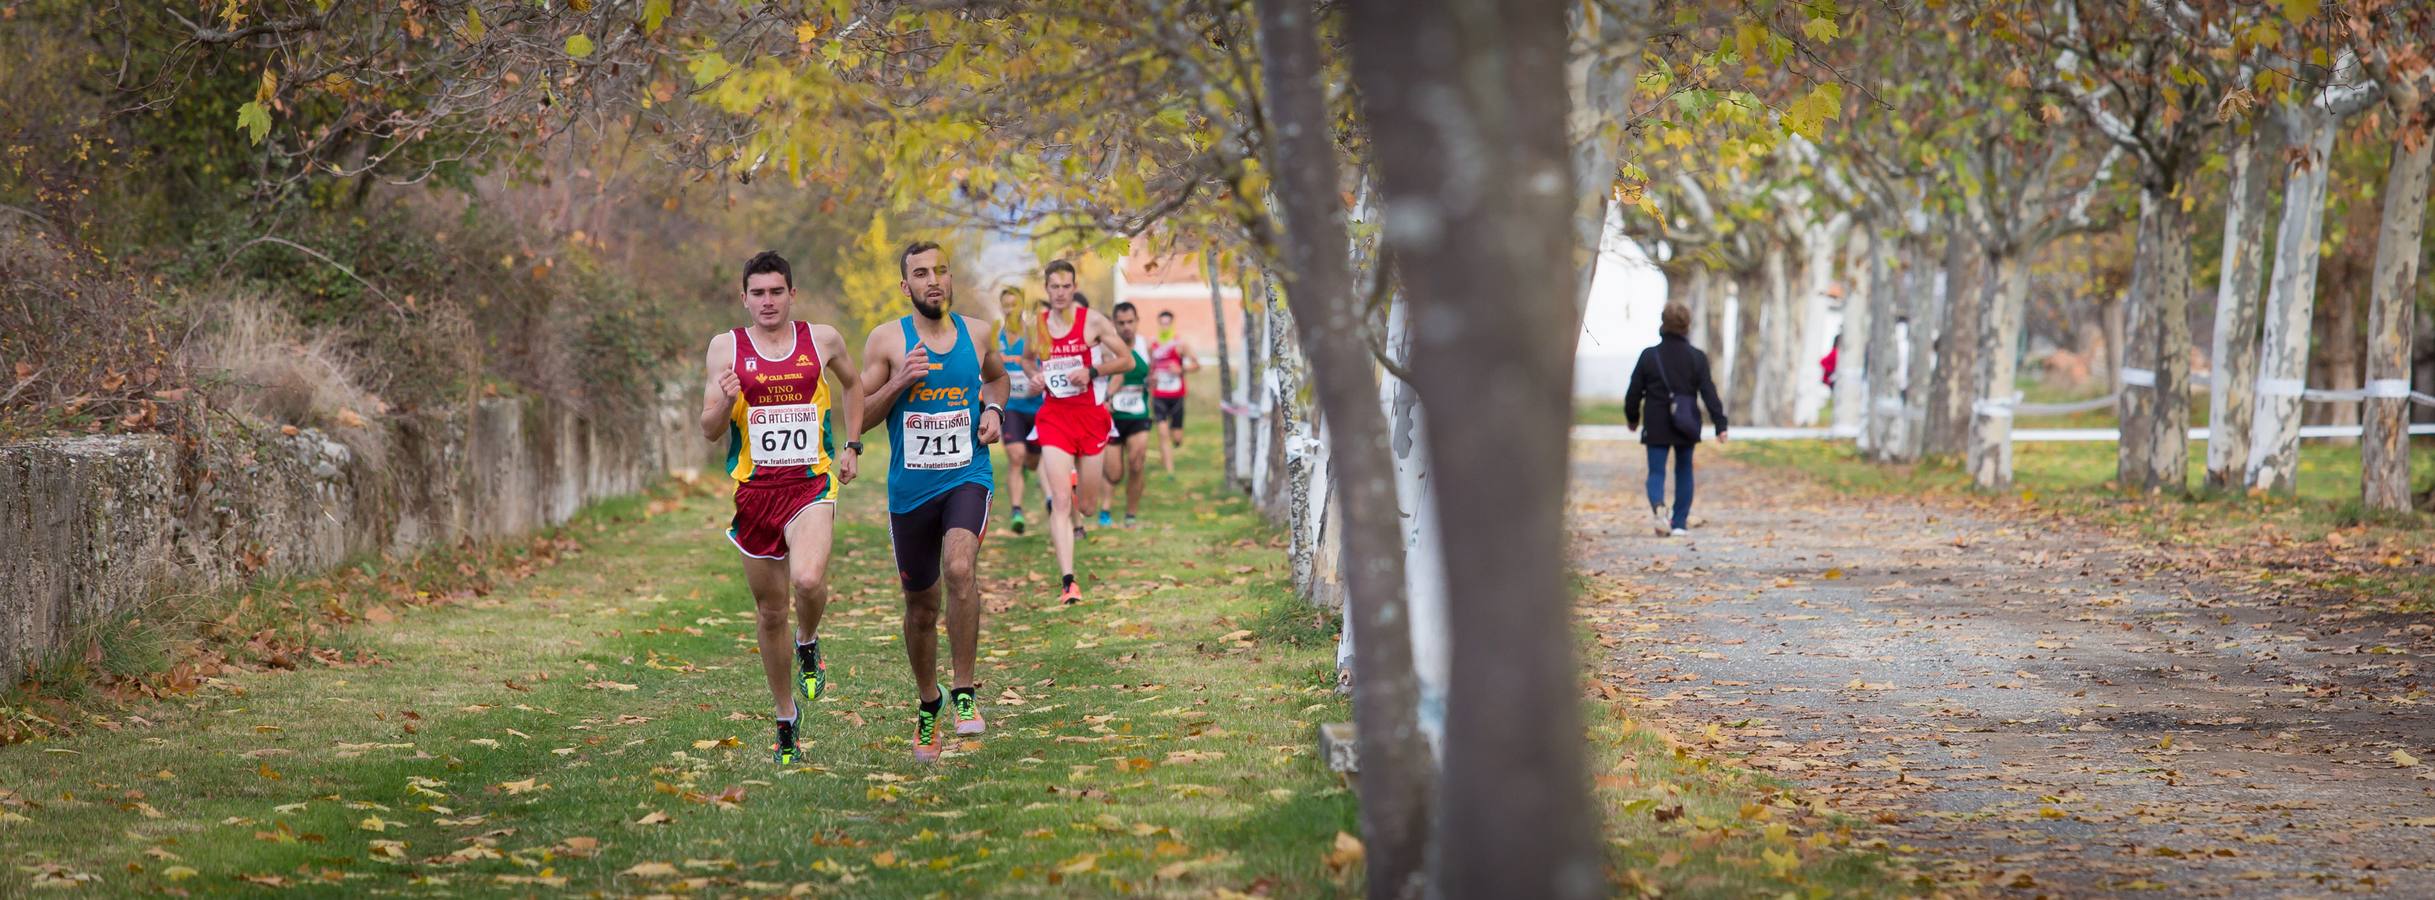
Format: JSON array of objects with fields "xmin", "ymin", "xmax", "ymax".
[
  {"xmin": 886, "ymin": 315, "xmax": 995, "ymax": 513},
  {"xmin": 1001, "ymin": 327, "xmax": 1043, "ymax": 413}
]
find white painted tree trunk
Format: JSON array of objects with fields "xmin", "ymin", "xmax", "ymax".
[
  {"xmin": 1897, "ymin": 240, "xmax": 1943, "ymax": 464},
  {"xmin": 1863, "ymin": 231, "xmax": 1908, "ymax": 459},
  {"xmin": 1833, "ymin": 227, "xmax": 1875, "ymax": 442},
  {"xmin": 1728, "ymin": 269, "xmax": 1762, "ymax": 424},
  {"xmin": 1967, "ymin": 251, "xmax": 2031, "ymax": 489},
  {"xmin": 1755, "ymin": 241, "xmax": 1797, "ymax": 426},
  {"xmin": 1794, "ymin": 217, "xmax": 1846, "ymax": 426},
  {"xmin": 2204, "ymin": 120, "xmax": 2277, "ymax": 491},
  {"xmin": 2246, "ymin": 108, "xmax": 2342, "ymax": 494},
  {"xmin": 1381, "ymin": 299, "xmax": 1448, "ymax": 752},
  {"xmin": 2363, "ymin": 102, "xmax": 2432, "ymax": 512}
]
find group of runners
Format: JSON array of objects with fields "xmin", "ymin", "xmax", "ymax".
[{"xmin": 697, "ymin": 244, "xmax": 1200, "ymax": 764}]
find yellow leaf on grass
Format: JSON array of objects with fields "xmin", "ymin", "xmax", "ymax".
[
  {"xmin": 1324, "ymin": 831, "xmax": 1365, "ymax": 878},
  {"xmin": 164, "ymin": 865, "xmax": 200, "ymax": 881},
  {"xmin": 622, "ymin": 861, "xmax": 680, "ymax": 878},
  {"xmin": 499, "ymin": 778, "xmax": 546, "ymax": 795},
  {"xmin": 634, "ymin": 810, "xmax": 673, "ymax": 825}
]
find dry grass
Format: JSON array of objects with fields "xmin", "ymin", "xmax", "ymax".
[{"xmin": 182, "ymin": 292, "xmax": 392, "ymax": 463}]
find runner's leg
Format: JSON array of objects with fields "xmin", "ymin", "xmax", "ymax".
[
  {"xmin": 1123, "ymin": 430, "xmax": 1149, "ymax": 517},
  {"xmin": 902, "ymin": 580, "xmax": 943, "ymax": 701},
  {"xmin": 943, "ymin": 527, "xmax": 983, "ymax": 690},
  {"xmin": 1003, "ymin": 440, "xmax": 1029, "ymax": 511},
  {"xmin": 741, "ymin": 555, "xmax": 799, "ymax": 720},
  {"xmin": 1041, "ymin": 447, "xmax": 1080, "ymax": 577},
  {"xmin": 1076, "ymin": 450, "xmax": 1107, "ymax": 535},
  {"xmin": 1155, "ymin": 420, "xmax": 1175, "ymax": 476},
  {"xmin": 784, "ymin": 503, "xmax": 835, "ymax": 644}
]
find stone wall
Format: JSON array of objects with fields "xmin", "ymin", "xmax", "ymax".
[{"xmin": 0, "ymin": 379, "xmax": 702, "ymax": 678}]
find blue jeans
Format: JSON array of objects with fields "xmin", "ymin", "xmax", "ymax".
[{"xmin": 1645, "ymin": 444, "xmax": 1695, "ymax": 530}]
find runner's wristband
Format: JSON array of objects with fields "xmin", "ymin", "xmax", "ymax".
[
  {"xmin": 845, "ymin": 440, "xmax": 863, "ymax": 454},
  {"xmin": 983, "ymin": 403, "xmax": 1004, "ymax": 417}
]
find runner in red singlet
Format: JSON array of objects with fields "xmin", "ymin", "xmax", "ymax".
[
  {"xmin": 1019, "ymin": 260, "xmax": 1134, "ymax": 604},
  {"xmin": 698, "ymin": 251, "xmax": 863, "ymax": 766},
  {"xmin": 1147, "ymin": 310, "xmax": 1199, "ymax": 477}
]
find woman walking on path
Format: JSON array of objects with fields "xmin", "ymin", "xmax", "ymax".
[{"xmin": 1623, "ymin": 303, "xmax": 1729, "ymax": 537}]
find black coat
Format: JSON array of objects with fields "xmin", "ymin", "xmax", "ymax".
[{"xmin": 1623, "ymin": 333, "xmax": 1729, "ymax": 446}]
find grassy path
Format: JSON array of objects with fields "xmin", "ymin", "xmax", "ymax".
[{"xmin": 0, "ymin": 426, "xmax": 1358, "ymax": 896}]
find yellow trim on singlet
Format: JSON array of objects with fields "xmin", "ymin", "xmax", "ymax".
[{"xmin": 727, "ymin": 372, "xmax": 834, "ymax": 484}]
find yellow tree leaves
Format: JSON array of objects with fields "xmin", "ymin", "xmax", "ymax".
[{"xmin": 1780, "ymin": 82, "xmax": 1844, "ymax": 141}]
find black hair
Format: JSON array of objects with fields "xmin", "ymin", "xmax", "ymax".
[
  {"xmin": 900, "ymin": 240, "xmax": 944, "ymax": 278},
  {"xmin": 1156, "ymin": 309, "xmax": 1175, "ymax": 320},
  {"xmin": 742, "ymin": 250, "xmax": 793, "ymax": 290},
  {"xmin": 1073, "ymin": 292, "xmax": 1090, "ymax": 309},
  {"xmin": 1113, "ymin": 301, "xmax": 1139, "ymax": 317},
  {"xmin": 1043, "ymin": 259, "xmax": 1078, "ymax": 282}
]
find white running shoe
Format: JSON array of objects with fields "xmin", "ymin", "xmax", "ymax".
[
  {"xmin": 1669, "ymin": 527, "xmax": 1688, "ymax": 537},
  {"xmin": 1650, "ymin": 503, "xmax": 1670, "ymax": 536}
]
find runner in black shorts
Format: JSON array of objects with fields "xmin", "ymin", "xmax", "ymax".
[
  {"xmin": 854, "ymin": 240, "xmax": 1009, "ymax": 761},
  {"xmin": 1100, "ymin": 302, "xmax": 1156, "ymax": 528},
  {"xmin": 995, "ymin": 288, "xmax": 1044, "ymax": 534},
  {"xmin": 1145, "ymin": 310, "xmax": 1197, "ymax": 477}
]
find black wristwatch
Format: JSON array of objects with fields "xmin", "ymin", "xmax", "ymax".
[{"xmin": 844, "ymin": 440, "xmax": 864, "ymax": 455}]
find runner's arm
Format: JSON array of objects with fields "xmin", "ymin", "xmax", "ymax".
[
  {"xmin": 816, "ymin": 326, "xmax": 865, "ymax": 480},
  {"xmin": 1180, "ymin": 340, "xmax": 1201, "ymax": 372},
  {"xmin": 1089, "ymin": 312, "xmax": 1135, "ymax": 375},
  {"xmin": 856, "ymin": 325, "xmax": 906, "ymax": 435},
  {"xmin": 699, "ymin": 333, "xmax": 736, "ymax": 442},
  {"xmin": 975, "ymin": 317, "xmax": 1010, "ymax": 408}
]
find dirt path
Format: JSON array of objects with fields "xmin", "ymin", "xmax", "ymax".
[{"xmin": 1570, "ymin": 440, "xmax": 2435, "ymax": 897}]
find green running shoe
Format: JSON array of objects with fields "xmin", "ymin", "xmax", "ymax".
[
  {"xmin": 771, "ymin": 718, "xmax": 800, "ymax": 766},
  {"xmin": 914, "ymin": 700, "xmax": 945, "ymax": 762},
  {"xmin": 796, "ymin": 641, "xmax": 828, "ymax": 702}
]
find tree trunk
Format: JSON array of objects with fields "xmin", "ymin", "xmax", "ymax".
[
  {"xmin": 1381, "ymin": 297, "xmax": 1449, "ymax": 753},
  {"xmin": 2363, "ymin": 100, "xmax": 2432, "ymax": 512},
  {"xmin": 1926, "ymin": 228, "xmax": 1981, "ymax": 457},
  {"xmin": 1756, "ymin": 239, "xmax": 1798, "ymax": 426},
  {"xmin": 1968, "ymin": 250, "xmax": 2031, "ymax": 489},
  {"xmin": 1252, "ymin": 4, "xmax": 1431, "ymax": 894},
  {"xmin": 1864, "ymin": 231, "xmax": 1908, "ymax": 459},
  {"xmin": 1562, "ymin": 0, "xmax": 1645, "ymax": 317},
  {"xmin": 2247, "ymin": 108, "xmax": 2341, "ymax": 494},
  {"xmin": 1729, "ymin": 267, "xmax": 1763, "ymax": 425},
  {"xmin": 2121, "ymin": 185, "xmax": 2198, "ymax": 494},
  {"xmin": 1795, "ymin": 216, "xmax": 1847, "ymax": 425},
  {"xmin": 1343, "ymin": 0, "xmax": 1603, "ymax": 896},
  {"xmin": 1898, "ymin": 237, "xmax": 1942, "ymax": 464},
  {"xmin": 2205, "ymin": 118, "xmax": 2279, "ymax": 490},
  {"xmin": 1686, "ymin": 265, "xmax": 1715, "ymax": 353},
  {"xmin": 1835, "ymin": 226, "xmax": 1876, "ymax": 443},
  {"xmin": 1259, "ymin": 278, "xmax": 1297, "ymax": 516},
  {"xmin": 1208, "ymin": 255, "xmax": 1239, "ymax": 488},
  {"xmin": 2310, "ymin": 263, "xmax": 2366, "ymax": 429}
]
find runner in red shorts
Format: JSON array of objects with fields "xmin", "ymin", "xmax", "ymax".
[
  {"xmin": 1018, "ymin": 259, "xmax": 1134, "ymax": 604},
  {"xmin": 698, "ymin": 250, "xmax": 863, "ymax": 765}
]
